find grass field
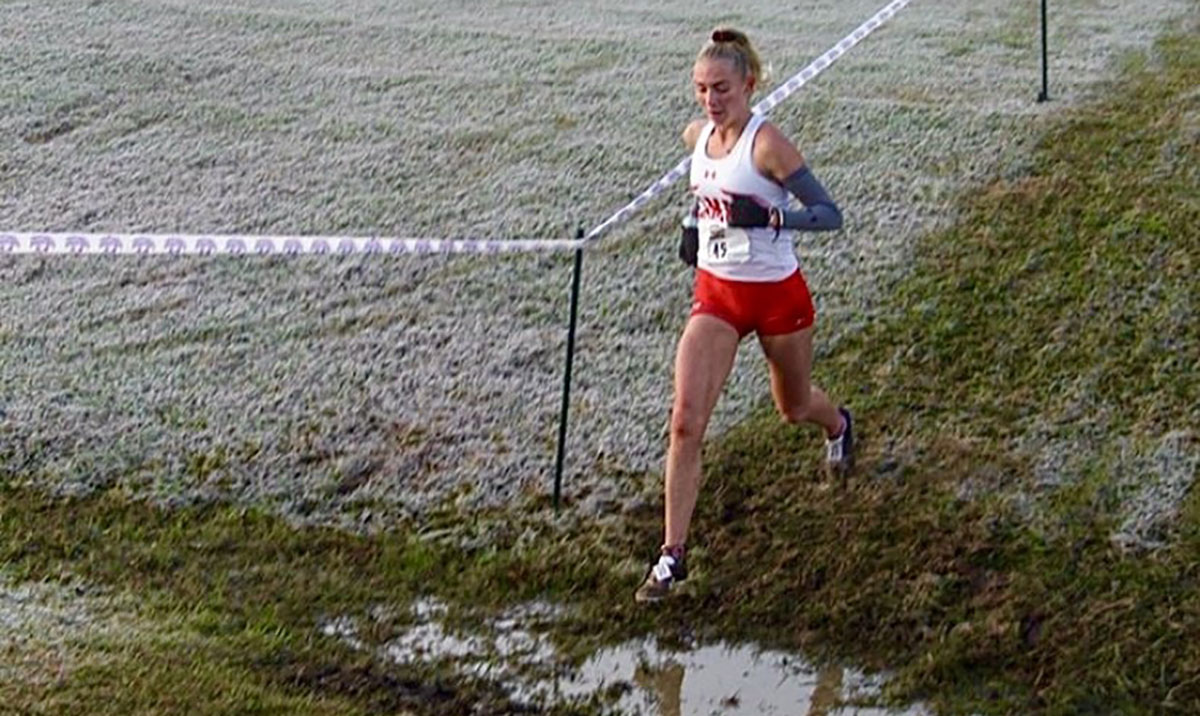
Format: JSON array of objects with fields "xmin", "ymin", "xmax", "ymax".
[
  {"xmin": 2, "ymin": 0, "xmax": 1198, "ymax": 713},
  {"xmin": 2, "ymin": 0, "xmax": 1192, "ymax": 523}
]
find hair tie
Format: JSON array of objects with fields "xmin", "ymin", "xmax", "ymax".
[{"xmin": 711, "ymin": 29, "xmax": 735, "ymax": 43}]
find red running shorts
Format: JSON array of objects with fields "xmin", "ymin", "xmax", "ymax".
[{"xmin": 690, "ymin": 268, "xmax": 815, "ymax": 338}]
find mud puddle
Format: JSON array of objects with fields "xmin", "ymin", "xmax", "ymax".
[{"xmin": 321, "ymin": 597, "xmax": 926, "ymax": 714}]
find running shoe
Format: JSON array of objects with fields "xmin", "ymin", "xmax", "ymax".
[
  {"xmin": 634, "ymin": 549, "xmax": 688, "ymax": 603},
  {"xmin": 825, "ymin": 406, "xmax": 854, "ymax": 477}
]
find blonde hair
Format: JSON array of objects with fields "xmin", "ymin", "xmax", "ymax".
[{"xmin": 697, "ymin": 28, "xmax": 766, "ymax": 85}]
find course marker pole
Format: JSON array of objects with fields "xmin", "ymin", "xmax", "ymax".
[
  {"xmin": 553, "ymin": 229, "xmax": 585, "ymax": 511},
  {"xmin": 1038, "ymin": 0, "xmax": 1050, "ymax": 102}
]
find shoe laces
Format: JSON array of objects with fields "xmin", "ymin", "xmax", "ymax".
[
  {"xmin": 651, "ymin": 554, "xmax": 677, "ymax": 583},
  {"xmin": 826, "ymin": 433, "xmax": 844, "ymax": 463}
]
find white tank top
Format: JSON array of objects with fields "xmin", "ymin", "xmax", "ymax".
[{"xmin": 689, "ymin": 114, "xmax": 798, "ymax": 282}]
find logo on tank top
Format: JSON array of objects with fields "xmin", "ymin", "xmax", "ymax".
[{"xmin": 697, "ymin": 196, "xmax": 731, "ymax": 223}]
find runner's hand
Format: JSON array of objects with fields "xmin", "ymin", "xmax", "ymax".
[
  {"xmin": 727, "ymin": 196, "xmax": 771, "ymax": 227},
  {"xmin": 679, "ymin": 210, "xmax": 698, "ymax": 267}
]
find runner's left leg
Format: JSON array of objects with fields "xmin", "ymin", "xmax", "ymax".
[{"xmin": 757, "ymin": 326, "xmax": 843, "ymax": 437}]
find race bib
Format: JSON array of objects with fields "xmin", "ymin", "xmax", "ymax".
[{"xmin": 699, "ymin": 219, "xmax": 751, "ymax": 265}]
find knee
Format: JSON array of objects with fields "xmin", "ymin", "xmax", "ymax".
[{"xmin": 669, "ymin": 407, "xmax": 707, "ymax": 446}]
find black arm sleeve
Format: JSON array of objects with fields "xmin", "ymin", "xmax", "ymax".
[{"xmin": 777, "ymin": 166, "xmax": 843, "ymax": 232}]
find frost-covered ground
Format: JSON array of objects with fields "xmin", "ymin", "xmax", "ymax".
[
  {"xmin": 0, "ymin": 573, "xmax": 139, "ymax": 686},
  {"xmin": 0, "ymin": 0, "xmax": 1194, "ymax": 528}
]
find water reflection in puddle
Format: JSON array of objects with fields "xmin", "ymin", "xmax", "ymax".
[
  {"xmin": 550, "ymin": 638, "xmax": 923, "ymax": 715},
  {"xmin": 320, "ymin": 598, "xmax": 926, "ymax": 715}
]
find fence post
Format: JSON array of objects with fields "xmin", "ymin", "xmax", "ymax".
[
  {"xmin": 1037, "ymin": 0, "xmax": 1050, "ymax": 102},
  {"xmin": 553, "ymin": 229, "xmax": 585, "ymax": 511}
]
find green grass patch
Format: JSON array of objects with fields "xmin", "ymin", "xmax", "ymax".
[{"xmin": 1, "ymin": 635, "xmax": 366, "ymax": 716}]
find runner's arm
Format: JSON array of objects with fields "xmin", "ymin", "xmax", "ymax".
[
  {"xmin": 773, "ymin": 167, "xmax": 842, "ymax": 232},
  {"xmin": 751, "ymin": 122, "xmax": 843, "ymax": 232}
]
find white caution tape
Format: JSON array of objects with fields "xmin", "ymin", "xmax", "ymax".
[
  {"xmin": 1, "ymin": 0, "xmax": 911, "ymax": 256},
  {"xmin": 584, "ymin": 0, "xmax": 913, "ymax": 242},
  {"xmin": 0, "ymin": 233, "xmax": 586, "ymax": 256}
]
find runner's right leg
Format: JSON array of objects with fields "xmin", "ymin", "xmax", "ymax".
[{"xmin": 636, "ymin": 314, "xmax": 739, "ymax": 602}]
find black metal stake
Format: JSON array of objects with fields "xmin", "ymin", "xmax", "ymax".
[
  {"xmin": 553, "ymin": 230, "xmax": 585, "ymax": 511},
  {"xmin": 1037, "ymin": 0, "xmax": 1050, "ymax": 102}
]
